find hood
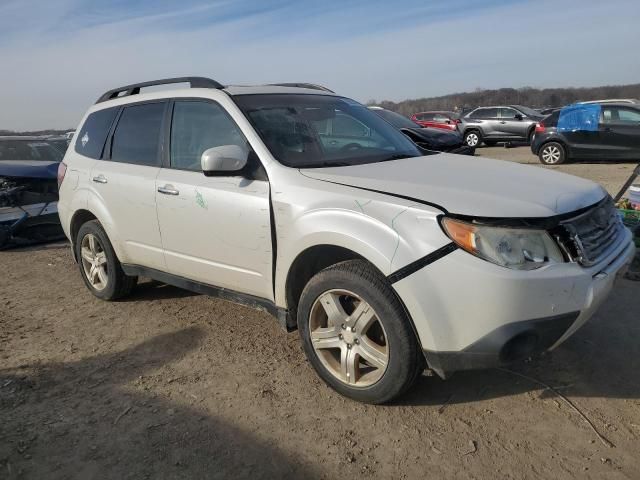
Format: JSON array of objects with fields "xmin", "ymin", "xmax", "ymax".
[
  {"xmin": 300, "ymin": 154, "xmax": 606, "ymax": 218},
  {"xmin": 402, "ymin": 127, "xmax": 462, "ymax": 148},
  {"xmin": 0, "ymin": 160, "xmax": 60, "ymax": 179}
]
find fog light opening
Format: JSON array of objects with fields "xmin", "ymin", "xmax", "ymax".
[{"xmin": 500, "ymin": 332, "xmax": 539, "ymax": 363}]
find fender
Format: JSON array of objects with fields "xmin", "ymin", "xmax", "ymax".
[
  {"xmin": 85, "ymin": 189, "xmax": 127, "ymax": 262},
  {"xmin": 274, "ymin": 202, "xmax": 449, "ymax": 307}
]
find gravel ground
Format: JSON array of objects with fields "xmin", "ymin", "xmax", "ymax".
[{"xmin": 1, "ymin": 148, "xmax": 639, "ymax": 479}]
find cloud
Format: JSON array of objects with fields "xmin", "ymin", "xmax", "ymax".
[{"xmin": 1, "ymin": 0, "xmax": 639, "ymax": 130}]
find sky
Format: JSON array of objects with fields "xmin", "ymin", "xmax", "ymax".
[{"xmin": 1, "ymin": 0, "xmax": 639, "ymax": 131}]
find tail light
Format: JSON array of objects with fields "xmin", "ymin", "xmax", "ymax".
[
  {"xmin": 535, "ymin": 122, "xmax": 545, "ymax": 134},
  {"xmin": 57, "ymin": 162, "xmax": 67, "ymax": 189}
]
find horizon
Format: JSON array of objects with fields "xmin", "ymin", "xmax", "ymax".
[{"xmin": 1, "ymin": 0, "xmax": 639, "ymax": 130}]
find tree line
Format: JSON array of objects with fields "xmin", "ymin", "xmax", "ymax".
[{"xmin": 370, "ymin": 83, "xmax": 640, "ymax": 116}]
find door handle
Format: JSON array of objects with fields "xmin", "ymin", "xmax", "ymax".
[
  {"xmin": 157, "ymin": 184, "xmax": 180, "ymax": 196},
  {"xmin": 499, "ymin": 121, "xmax": 507, "ymax": 124},
  {"xmin": 92, "ymin": 175, "xmax": 107, "ymax": 184}
]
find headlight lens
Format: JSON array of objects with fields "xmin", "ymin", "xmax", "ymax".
[{"xmin": 442, "ymin": 217, "xmax": 564, "ymax": 270}]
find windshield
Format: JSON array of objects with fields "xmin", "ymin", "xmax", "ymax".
[
  {"xmin": 0, "ymin": 140, "xmax": 63, "ymax": 162},
  {"xmin": 513, "ymin": 105, "xmax": 542, "ymax": 118},
  {"xmin": 373, "ymin": 109, "xmax": 421, "ymax": 129},
  {"xmin": 234, "ymin": 94, "xmax": 422, "ymax": 168}
]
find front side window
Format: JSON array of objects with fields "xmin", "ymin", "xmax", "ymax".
[
  {"xmin": 499, "ymin": 108, "xmax": 518, "ymax": 119},
  {"xmin": 75, "ymin": 107, "xmax": 118, "ymax": 159},
  {"xmin": 433, "ymin": 114, "xmax": 450, "ymax": 123},
  {"xmin": 602, "ymin": 107, "xmax": 640, "ymax": 124},
  {"xmin": 170, "ymin": 101, "xmax": 248, "ymax": 171},
  {"xmin": 234, "ymin": 94, "xmax": 422, "ymax": 168},
  {"xmin": 111, "ymin": 102, "xmax": 165, "ymax": 166}
]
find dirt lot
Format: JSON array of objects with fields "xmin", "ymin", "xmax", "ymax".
[{"xmin": 1, "ymin": 148, "xmax": 639, "ymax": 479}]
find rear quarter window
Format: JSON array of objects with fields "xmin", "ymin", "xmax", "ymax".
[{"xmin": 74, "ymin": 107, "xmax": 119, "ymax": 159}]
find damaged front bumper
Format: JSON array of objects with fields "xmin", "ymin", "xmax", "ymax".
[{"xmin": 0, "ymin": 175, "xmax": 64, "ymax": 249}]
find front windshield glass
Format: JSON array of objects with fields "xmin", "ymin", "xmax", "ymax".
[
  {"xmin": 0, "ymin": 140, "xmax": 63, "ymax": 162},
  {"xmin": 234, "ymin": 94, "xmax": 422, "ymax": 168}
]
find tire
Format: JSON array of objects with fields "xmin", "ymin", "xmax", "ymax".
[
  {"xmin": 464, "ymin": 130, "xmax": 481, "ymax": 148},
  {"xmin": 75, "ymin": 220, "xmax": 137, "ymax": 300},
  {"xmin": 297, "ymin": 260, "xmax": 424, "ymax": 404},
  {"xmin": 483, "ymin": 140, "xmax": 497, "ymax": 147},
  {"xmin": 538, "ymin": 142, "xmax": 566, "ymax": 165},
  {"xmin": 527, "ymin": 129, "xmax": 535, "ymax": 144}
]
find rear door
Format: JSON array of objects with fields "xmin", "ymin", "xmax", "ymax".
[
  {"xmin": 600, "ymin": 106, "xmax": 640, "ymax": 159},
  {"xmin": 89, "ymin": 101, "xmax": 167, "ymax": 270},
  {"xmin": 155, "ymin": 99, "xmax": 273, "ymax": 300},
  {"xmin": 471, "ymin": 108, "xmax": 500, "ymax": 138}
]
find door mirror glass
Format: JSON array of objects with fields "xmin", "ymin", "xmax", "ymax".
[{"xmin": 201, "ymin": 145, "xmax": 248, "ymax": 176}]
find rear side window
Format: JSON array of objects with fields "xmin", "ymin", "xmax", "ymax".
[
  {"xmin": 74, "ymin": 107, "xmax": 118, "ymax": 159},
  {"xmin": 417, "ymin": 113, "xmax": 434, "ymax": 121},
  {"xmin": 111, "ymin": 103, "xmax": 165, "ymax": 166}
]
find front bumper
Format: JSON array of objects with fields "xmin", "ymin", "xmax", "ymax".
[{"xmin": 393, "ymin": 229, "xmax": 636, "ymax": 378}]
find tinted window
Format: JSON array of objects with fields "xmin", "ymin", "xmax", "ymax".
[
  {"xmin": 170, "ymin": 101, "xmax": 248, "ymax": 171},
  {"xmin": 111, "ymin": 103, "xmax": 165, "ymax": 166},
  {"xmin": 618, "ymin": 108, "xmax": 640, "ymax": 122},
  {"xmin": 417, "ymin": 113, "xmax": 434, "ymax": 121},
  {"xmin": 75, "ymin": 107, "xmax": 118, "ymax": 159},
  {"xmin": 0, "ymin": 140, "xmax": 63, "ymax": 162}
]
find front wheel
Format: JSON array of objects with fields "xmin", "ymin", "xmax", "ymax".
[
  {"xmin": 538, "ymin": 142, "xmax": 566, "ymax": 165},
  {"xmin": 464, "ymin": 130, "xmax": 481, "ymax": 147},
  {"xmin": 297, "ymin": 260, "xmax": 424, "ymax": 404}
]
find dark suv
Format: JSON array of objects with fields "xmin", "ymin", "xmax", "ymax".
[
  {"xmin": 531, "ymin": 103, "xmax": 640, "ymax": 164},
  {"xmin": 460, "ymin": 105, "xmax": 543, "ymax": 147}
]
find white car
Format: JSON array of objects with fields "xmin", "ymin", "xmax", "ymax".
[{"xmin": 57, "ymin": 77, "xmax": 636, "ymax": 403}]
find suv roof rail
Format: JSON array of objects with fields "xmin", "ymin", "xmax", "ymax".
[
  {"xmin": 267, "ymin": 83, "xmax": 335, "ymax": 93},
  {"xmin": 95, "ymin": 76, "xmax": 224, "ymax": 104}
]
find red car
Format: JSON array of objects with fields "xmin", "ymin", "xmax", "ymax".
[{"xmin": 411, "ymin": 111, "xmax": 460, "ymax": 131}]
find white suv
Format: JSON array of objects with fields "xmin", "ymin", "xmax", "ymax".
[{"xmin": 58, "ymin": 77, "xmax": 636, "ymax": 403}]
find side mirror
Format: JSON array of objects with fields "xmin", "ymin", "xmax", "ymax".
[
  {"xmin": 514, "ymin": 114, "xmax": 524, "ymax": 121},
  {"xmin": 201, "ymin": 145, "xmax": 248, "ymax": 176}
]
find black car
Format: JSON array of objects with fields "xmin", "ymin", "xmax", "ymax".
[
  {"xmin": 531, "ymin": 103, "xmax": 640, "ymax": 165},
  {"xmin": 369, "ymin": 107, "xmax": 474, "ymax": 155}
]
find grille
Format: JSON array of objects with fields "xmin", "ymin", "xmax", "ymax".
[{"xmin": 560, "ymin": 197, "xmax": 625, "ymax": 266}]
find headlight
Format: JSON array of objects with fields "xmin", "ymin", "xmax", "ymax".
[{"xmin": 441, "ymin": 217, "xmax": 564, "ymax": 270}]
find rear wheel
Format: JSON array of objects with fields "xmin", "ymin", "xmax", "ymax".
[
  {"xmin": 538, "ymin": 142, "xmax": 566, "ymax": 165},
  {"xmin": 464, "ymin": 130, "xmax": 481, "ymax": 148},
  {"xmin": 76, "ymin": 220, "xmax": 137, "ymax": 300},
  {"xmin": 297, "ymin": 260, "xmax": 424, "ymax": 404}
]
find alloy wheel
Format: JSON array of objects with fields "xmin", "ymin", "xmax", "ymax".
[
  {"xmin": 466, "ymin": 133, "xmax": 479, "ymax": 147},
  {"xmin": 80, "ymin": 233, "xmax": 109, "ymax": 291},
  {"xmin": 309, "ymin": 289, "xmax": 389, "ymax": 387},
  {"xmin": 541, "ymin": 145, "xmax": 561, "ymax": 164}
]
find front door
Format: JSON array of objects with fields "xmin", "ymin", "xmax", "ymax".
[
  {"xmin": 155, "ymin": 99, "xmax": 273, "ymax": 300},
  {"xmin": 600, "ymin": 106, "xmax": 640, "ymax": 159}
]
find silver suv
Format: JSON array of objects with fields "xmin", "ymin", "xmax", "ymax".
[{"xmin": 460, "ymin": 105, "xmax": 543, "ymax": 147}]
